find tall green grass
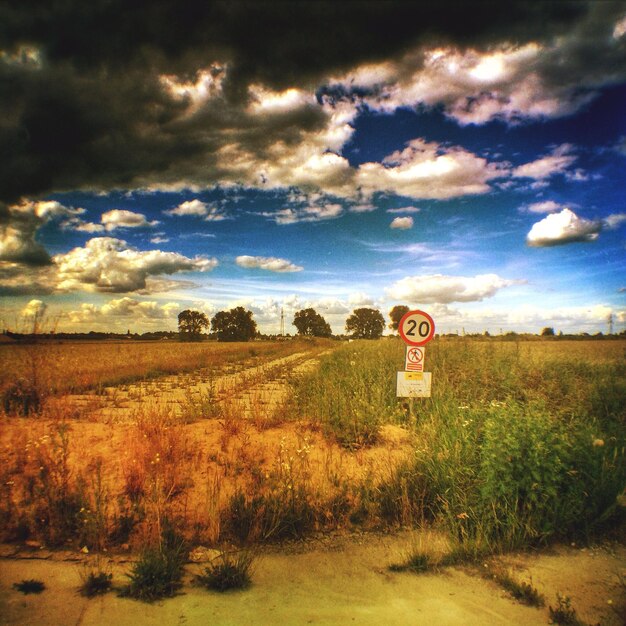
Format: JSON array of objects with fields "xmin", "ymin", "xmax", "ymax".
[{"xmin": 290, "ymin": 338, "xmax": 626, "ymax": 550}]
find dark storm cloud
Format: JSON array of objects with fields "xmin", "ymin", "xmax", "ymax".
[{"xmin": 0, "ymin": 0, "xmax": 621, "ymax": 203}]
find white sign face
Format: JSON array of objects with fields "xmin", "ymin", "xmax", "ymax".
[
  {"xmin": 396, "ymin": 371, "xmax": 432, "ymax": 398},
  {"xmin": 398, "ymin": 310, "xmax": 435, "ymax": 346},
  {"xmin": 405, "ymin": 346, "xmax": 425, "ymax": 372}
]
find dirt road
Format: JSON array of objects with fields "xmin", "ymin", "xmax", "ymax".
[{"xmin": 1, "ymin": 532, "xmax": 624, "ymax": 625}]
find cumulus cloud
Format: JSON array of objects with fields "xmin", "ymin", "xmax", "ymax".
[
  {"xmin": 526, "ymin": 208, "xmax": 601, "ymax": 246},
  {"xmin": 1, "ymin": 2, "xmax": 623, "ymax": 205},
  {"xmin": 101, "ymin": 209, "xmax": 159, "ymax": 231},
  {"xmin": 387, "ymin": 273, "xmax": 519, "ymax": 303},
  {"xmin": 0, "ymin": 200, "xmax": 84, "ymax": 265},
  {"xmin": 66, "ymin": 297, "xmax": 180, "ymax": 330},
  {"xmin": 21, "ymin": 299, "xmax": 47, "ymax": 318},
  {"xmin": 53, "ymin": 237, "xmax": 217, "ymax": 293},
  {"xmin": 390, "ymin": 216, "xmax": 414, "ymax": 230},
  {"xmin": 235, "ymin": 255, "xmax": 303, "ymax": 273},
  {"xmin": 356, "ymin": 139, "xmax": 505, "ymax": 200},
  {"xmin": 348, "ymin": 292, "xmax": 375, "ymax": 306},
  {"xmin": 164, "ymin": 199, "xmax": 227, "ymax": 221},
  {"xmin": 329, "ymin": 5, "xmax": 626, "ymax": 128}
]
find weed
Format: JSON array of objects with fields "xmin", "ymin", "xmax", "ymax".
[
  {"xmin": 79, "ymin": 558, "xmax": 113, "ymax": 597},
  {"xmin": 388, "ymin": 551, "xmax": 431, "ymax": 573},
  {"xmin": 487, "ymin": 566, "xmax": 545, "ymax": 606},
  {"xmin": 195, "ymin": 550, "xmax": 255, "ymax": 591},
  {"xmin": 2, "ymin": 378, "xmax": 41, "ymax": 416},
  {"xmin": 179, "ymin": 387, "xmax": 221, "ymax": 422},
  {"xmin": 13, "ymin": 579, "xmax": 46, "ymax": 594},
  {"xmin": 549, "ymin": 593, "xmax": 587, "ymax": 626},
  {"xmin": 120, "ymin": 526, "xmax": 188, "ymax": 602}
]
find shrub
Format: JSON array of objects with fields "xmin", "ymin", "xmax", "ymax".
[
  {"xmin": 2, "ymin": 378, "xmax": 41, "ymax": 416},
  {"xmin": 120, "ymin": 526, "xmax": 187, "ymax": 602},
  {"xmin": 549, "ymin": 593, "xmax": 587, "ymax": 626},
  {"xmin": 79, "ymin": 560, "xmax": 113, "ymax": 598},
  {"xmin": 195, "ymin": 550, "xmax": 255, "ymax": 591}
]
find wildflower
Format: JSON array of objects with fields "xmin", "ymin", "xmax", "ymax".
[
  {"xmin": 592, "ymin": 438, "xmax": 605, "ymax": 447},
  {"xmin": 456, "ymin": 512, "xmax": 469, "ymax": 520}
]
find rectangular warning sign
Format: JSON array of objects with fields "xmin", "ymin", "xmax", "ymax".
[
  {"xmin": 396, "ymin": 371, "xmax": 432, "ymax": 397},
  {"xmin": 405, "ymin": 346, "xmax": 425, "ymax": 371}
]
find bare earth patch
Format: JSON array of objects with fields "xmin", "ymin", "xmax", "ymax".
[{"xmin": 0, "ymin": 533, "xmax": 624, "ymax": 625}]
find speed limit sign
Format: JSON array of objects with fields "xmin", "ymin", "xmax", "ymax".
[{"xmin": 398, "ymin": 310, "xmax": 435, "ymax": 346}]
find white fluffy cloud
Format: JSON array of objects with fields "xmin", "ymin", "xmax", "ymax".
[
  {"xmin": 21, "ymin": 299, "xmax": 47, "ymax": 318},
  {"xmin": 101, "ymin": 209, "xmax": 159, "ymax": 231},
  {"xmin": 66, "ymin": 297, "xmax": 180, "ymax": 331},
  {"xmin": 164, "ymin": 199, "xmax": 227, "ymax": 221},
  {"xmin": 356, "ymin": 139, "xmax": 504, "ymax": 200},
  {"xmin": 330, "ymin": 23, "xmax": 624, "ymax": 127},
  {"xmin": 390, "ymin": 216, "xmax": 414, "ymax": 230},
  {"xmin": 387, "ymin": 273, "xmax": 519, "ymax": 303},
  {"xmin": 526, "ymin": 208, "xmax": 602, "ymax": 247},
  {"xmin": 53, "ymin": 237, "xmax": 217, "ymax": 293},
  {"xmin": 236, "ymin": 255, "xmax": 303, "ymax": 273}
]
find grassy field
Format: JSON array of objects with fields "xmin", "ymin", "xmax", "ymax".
[
  {"xmin": 290, "ymin": 337, "xmax": 626, "ymax": 552},
  {"xmin": 0, "ymin": 337, "xmax": 624, "ymax": 569}
]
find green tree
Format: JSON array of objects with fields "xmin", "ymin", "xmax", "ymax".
[
  {"xmin": 292, "ymin": 308, "xmax": 332, "ymax": 337},
  {"xmin": 178, "ymin": 310, "xmax": 209, "ymax": 341},
  {"xmin": 345, "ymin": 308, "xmax": 385, "ymax": 339},
  {"xmin": 388, "ymin": 305, "xmax": 409, "ymax": 331},
  {"xmin": 541, "ymin": 327, "xmax": 555, "ymax": 337},
  {"xmin": 211, "ymin": 307, "xmax": 257, "ymax": 342}
]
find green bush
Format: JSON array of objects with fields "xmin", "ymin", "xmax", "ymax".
[
  {"xmin": 196, "ymin": 550, "xmax": 254, "ymax": 591},
  {"xmin": 120, "ymin": 527, "xmax": 187, "ymax": 602}
]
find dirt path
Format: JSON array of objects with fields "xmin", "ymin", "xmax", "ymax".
[
  {"xmin": 49, "ymin": 348, "xmax": 330, "ymax": 422},
  {"xmin": 1, "ymin": 533, "xmax": 624, "ymax": 625}
]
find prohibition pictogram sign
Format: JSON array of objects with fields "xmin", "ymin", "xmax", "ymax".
[
  {"xmin": 406, "ymin": 347, "xmax": 424, "ymax": 364},
  {"xmin": 405, "ymin": 346, "xmax": 426, "ymax": 371}
]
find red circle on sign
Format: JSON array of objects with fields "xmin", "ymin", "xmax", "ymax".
[
  {"xmin": 407, "ymin": 347, "xmax": 424, "ymax": 363},
  {"xmin": 398, "ymin": 310, "xmax": 435, "ymax": 346}
]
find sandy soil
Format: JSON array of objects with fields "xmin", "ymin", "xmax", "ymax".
[{"xmin": 1, "ymin": 532, "xmax": 624, "ymax": 626}]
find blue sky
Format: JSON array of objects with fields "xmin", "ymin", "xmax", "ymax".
[{"xmin": 1, "ymin": 1, "xmax": 625, "ymax": 334}]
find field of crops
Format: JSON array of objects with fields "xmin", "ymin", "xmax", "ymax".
[{"xmin": 0, "ymin": 337, "xmax": 624, "ymax": 566}]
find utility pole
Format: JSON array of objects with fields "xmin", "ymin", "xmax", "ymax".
[
  {"xmin": 608, "ymin": 312, "xmax": 614, "ymax": 335},
  {"xmin": 280, "ymin": 308, "xmax": 285, "ymax": 337}
]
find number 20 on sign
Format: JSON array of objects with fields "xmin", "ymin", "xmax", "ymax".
[{"xmin": 398, "ymin": 310, "xmax": 435, "ymax": 347}]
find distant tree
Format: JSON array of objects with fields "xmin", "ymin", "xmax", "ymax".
[
  {"xmin": 292, "ymin": 308, "xmax": 332, "ymax": 337},
  {"xmin": 345, "ymin": 308, "xmax": 385, "ymax": 339},
  {"xmin": 388, "ymin": 305, "xmax": 410, "ymax": 331},
  {"xmin": 211, "ymin": 307, "xmax": 257, "ymax": 342},
  {"xmin": 541, "ymin": 327, "xmax": 555, "ymax": 337},
  {"xmin": 178, "ymin": 310, "xmax": 209, "ymax": 341}
]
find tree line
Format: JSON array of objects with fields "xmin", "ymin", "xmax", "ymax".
[{"xmin": 178, "ymin": 304, "xmax": 412, "ymax": 342}]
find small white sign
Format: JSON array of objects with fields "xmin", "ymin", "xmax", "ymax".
[
  {"xmin": 405, "ymin": 346, "xmax": 425, "ymax": 371},
  {"xmin": 396, "ymin": 371, "xmax": 432, "ymax": 398}
]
